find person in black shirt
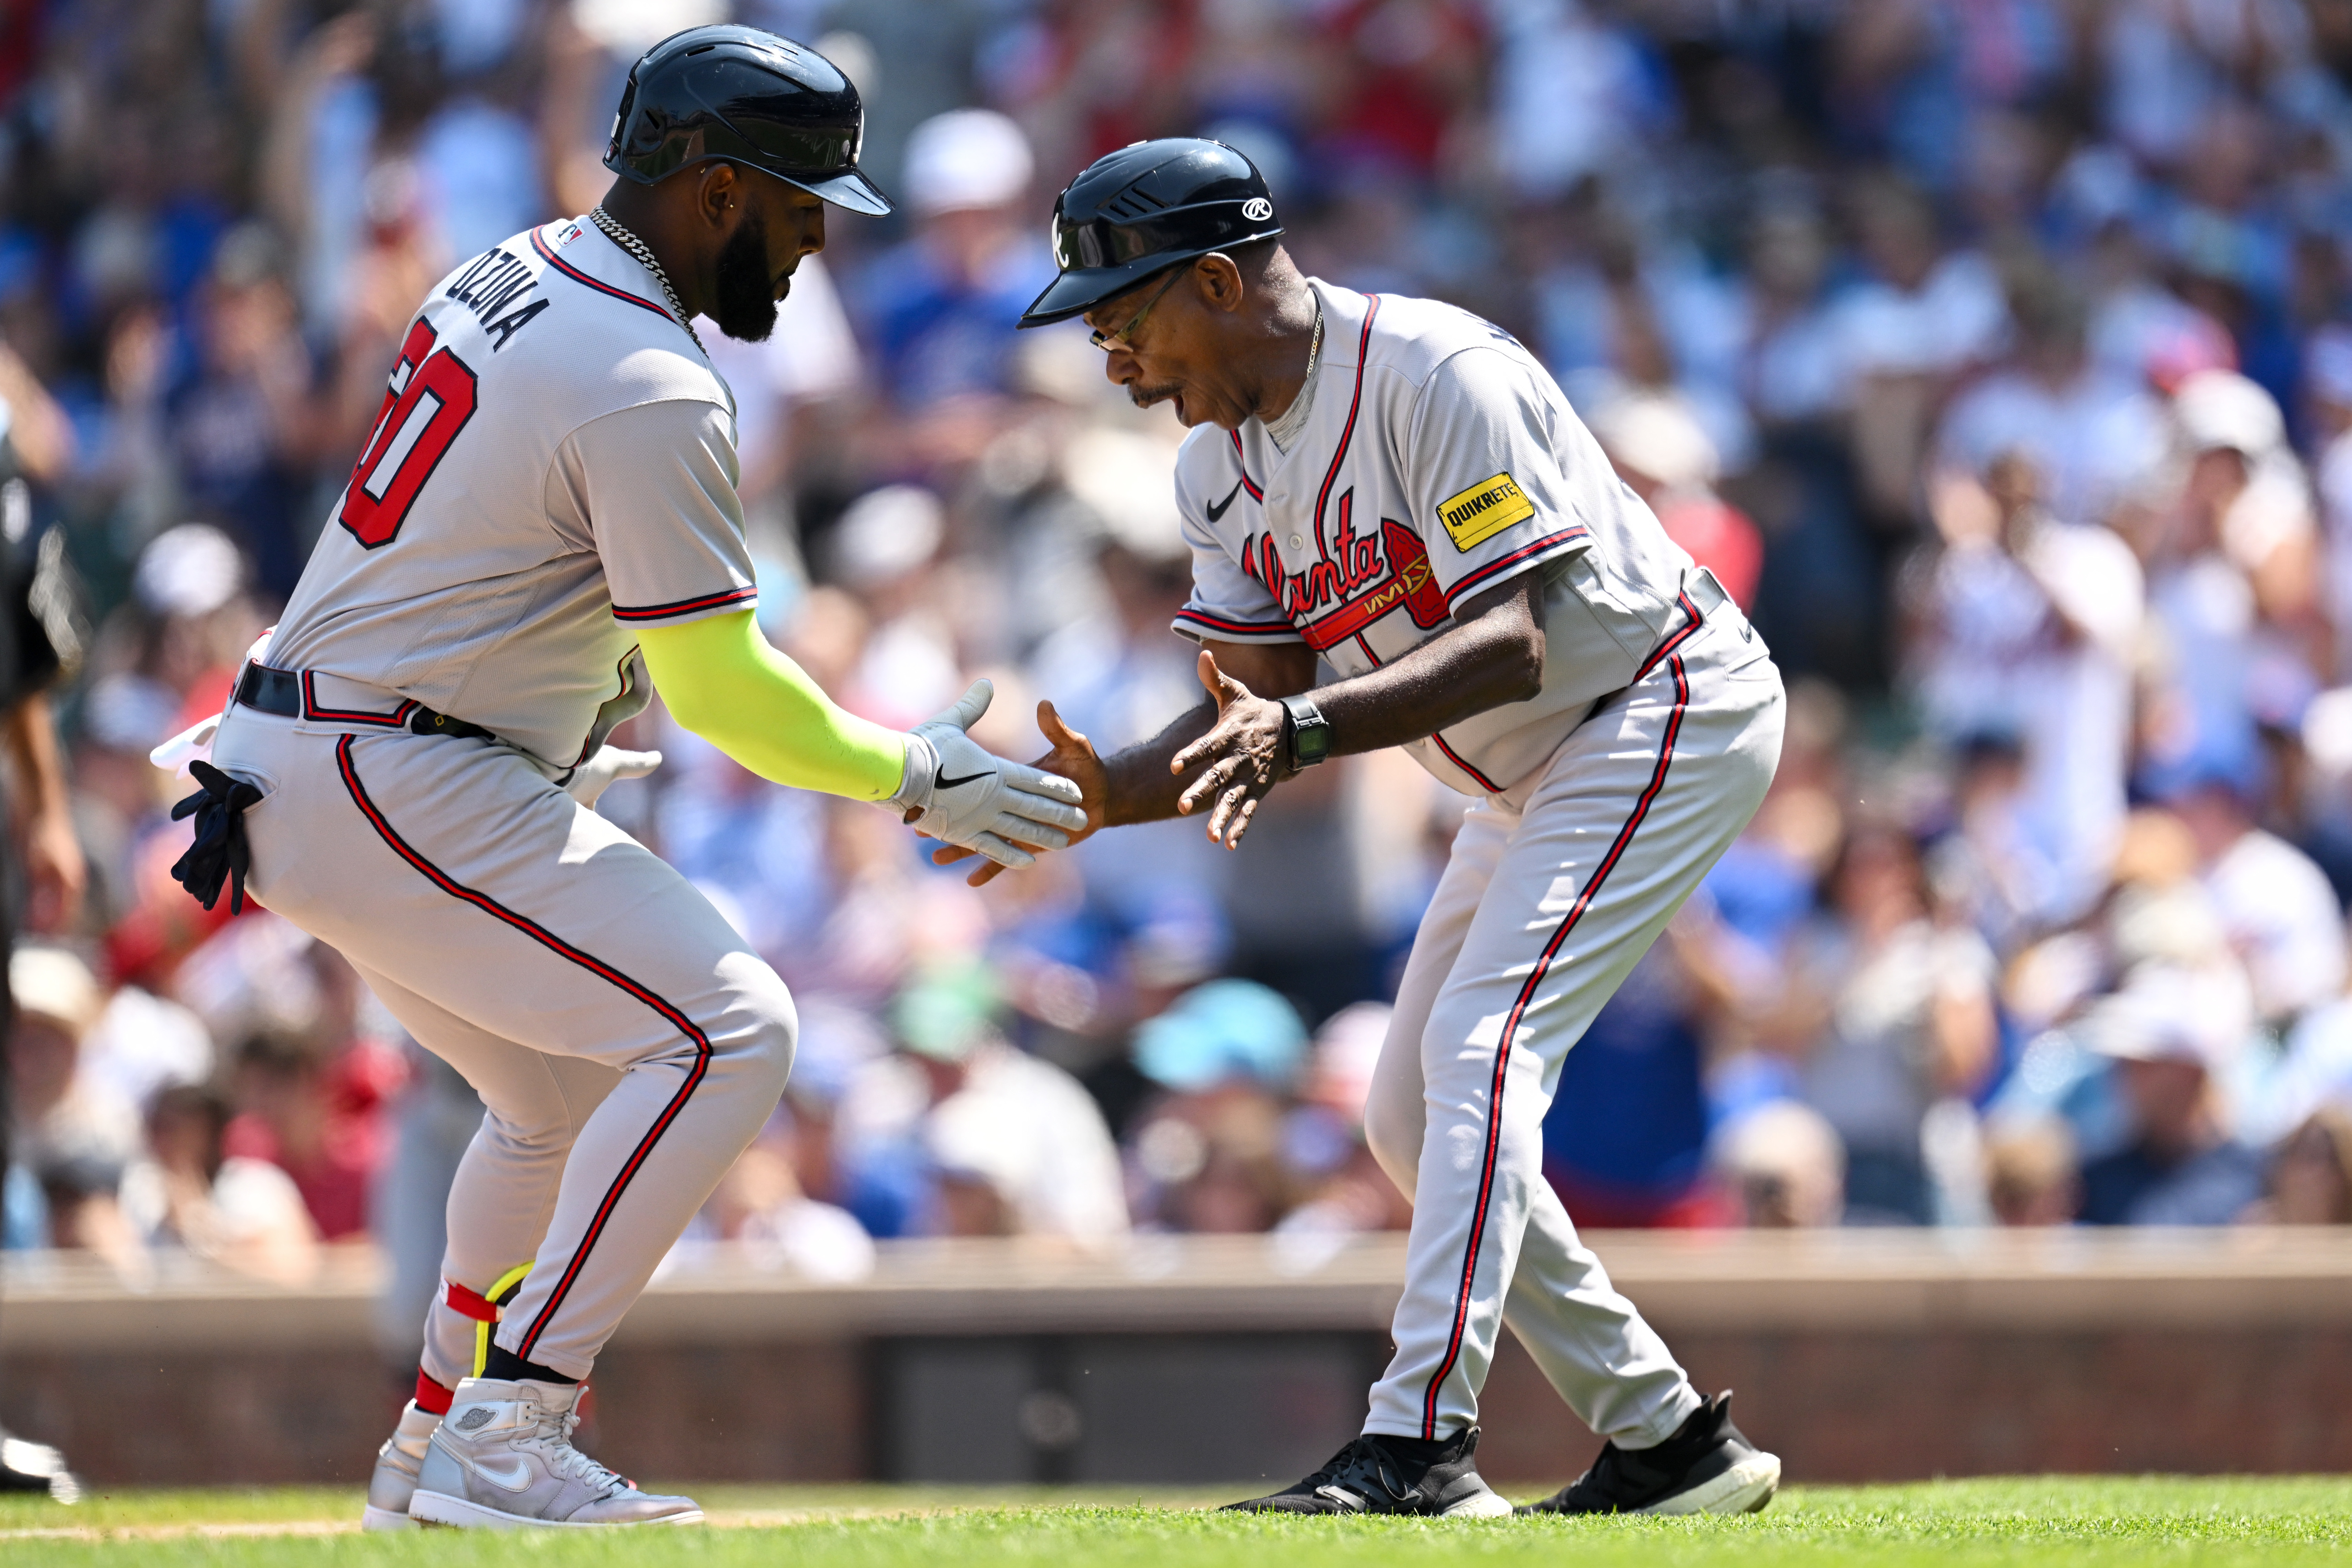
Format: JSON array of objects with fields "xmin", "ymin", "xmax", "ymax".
[{"xmin": 0, "ymin": 356, "xmax": 89, "ymax": 1501}]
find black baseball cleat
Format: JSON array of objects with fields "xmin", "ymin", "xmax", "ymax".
[
  {"xmin": 1224, "ymin": 1426, "xmax": 1512, "ymax": 1517},
  {"xmin": 1518, "ymin": 1391, "xmax": 1779, "ymax": 1516}
]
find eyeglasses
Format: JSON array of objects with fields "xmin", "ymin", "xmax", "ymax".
[{"xmin": 1088, "ymin": 266, "xmax": 1186, "ymax": 353}]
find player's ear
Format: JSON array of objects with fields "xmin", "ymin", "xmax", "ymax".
[{"xmin": 697, "ymin": 161, "xmax": 742, "ymax": 231}]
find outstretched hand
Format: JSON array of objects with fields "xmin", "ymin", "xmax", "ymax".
[
  {"xmin": 929, "ymin": 699, "xmax": 1107, "ymax": 886},
  {"xmin": 1169, "ymin": 648, "xmax": 1288, "ymax": 849},
  {"xmin": 897, "ymin": 680, "xmax": 1087, "ymax": 871}
]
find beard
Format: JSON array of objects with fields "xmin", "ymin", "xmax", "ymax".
[{"xmin": 713, "ymin": 213, "xmax": 785, "ymax": 342}]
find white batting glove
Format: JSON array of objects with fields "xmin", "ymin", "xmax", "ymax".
[
  {"xmin": 888, "ymin": 680, "xmax": 1087, "ymax": 869},
  {"xmin": 564, "ymin": 746, "xmax": 663, "ymax": 811}
]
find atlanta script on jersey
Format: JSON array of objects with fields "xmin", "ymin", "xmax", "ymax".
[{"xmin": 1170, "ymin": 280, "xmax": 1699, "ymax": 796}]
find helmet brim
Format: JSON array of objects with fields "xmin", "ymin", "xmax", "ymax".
[
  {"xmin": 1016, "ymin": 250, "xmax": 1195, "ymax": 329},
  {"xmin": 602, "ymin": 149, "xmax": 896, "ymax": 218},
  {"xmin": 786, "ymin": 165, "xmax": 895, "ymax": 217}
]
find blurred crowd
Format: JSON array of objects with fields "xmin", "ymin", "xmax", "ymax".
[{"xmin": 13, "ymin": 0, "xmax": 2352, "ymax": 1351}]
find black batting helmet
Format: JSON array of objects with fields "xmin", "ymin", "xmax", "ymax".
[
  {"xmin": 1018, "ymin": 138, "xmax": 1283, "ymax": 328},
  {"xmin": 604, "ymin": 26, "xmax": 891, "ymax": 216}
]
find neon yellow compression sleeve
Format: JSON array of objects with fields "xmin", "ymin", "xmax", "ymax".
[{"xmin": 636, "ymin": 609, "xmax": 906, "ymax": 801}]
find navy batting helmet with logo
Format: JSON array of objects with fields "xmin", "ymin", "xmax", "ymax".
[
  {"xmin": 604, "ymin": 25, "xmax": 891, "ymax": 215},
  {"xmin": 1018, "ymin": 138, "xmax": 1283, "ymax": 328}
]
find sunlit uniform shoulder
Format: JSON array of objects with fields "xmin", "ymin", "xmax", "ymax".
[
  {"xmin": 265, "ymin": 217, "xmax": 758, "ymax": 771},
  {"xmin": 1169, "ymin": 279, "xmax": 1701, "ymax": 797}
]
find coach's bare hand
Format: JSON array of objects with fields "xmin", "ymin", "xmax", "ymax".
[
  {"xmin": 1172, "ymin": 649, "xmax": 1286, "ymax": 849},
  {"xmin": 931, "ymin": 700, "xmax": 1106, "ymax": 886}
]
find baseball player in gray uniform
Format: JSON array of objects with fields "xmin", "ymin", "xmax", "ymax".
[
  {"xmin": 984, "ymin": 140, "xmax": 1787, "ymax": 1516},
  {"xmin": 167, "ymin": 29, "xmax": 1081, "ymax": 1530}
]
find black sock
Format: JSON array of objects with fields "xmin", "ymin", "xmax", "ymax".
[
  {"xmin": 1370, "ymin": 1432, "xmax": 1456, "ymax": 1464},
  {"xmin": 481, "ymin": 1344, "xmax": 577, "ymax": 1385}
]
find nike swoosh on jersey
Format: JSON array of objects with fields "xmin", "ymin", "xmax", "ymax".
[
  {"xmin": 469, "ymin": 1457, "xmax": 535, "ymax": 1492},
  {"xmin": 1204, "ymin": 479, "xmax": 1245, "ymax": 523},
  {"xmin": 935, "ymin": 771, "xmax": 992, "ymax": 791}
]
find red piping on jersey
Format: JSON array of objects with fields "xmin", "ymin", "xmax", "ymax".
[
  {"xmin": 1430, "ymin": 733, "xmax": 1503, "ymax": 793},
  {"xmin": 610, "ymin": 586, "xmax": 758, "ymax": 622},
  {"xmin": 335, "ymin": 735, "xmax": 713, "ymax": 1367},
  {"xmin": 1420, "ymin": 645, "xmax": 1693, "ymax": 1439},
  {"xmin": 301, "ymin": 670, "xmax": 419, "ymax": 728},
  {"xmin": 1440, "ymin": 527, "xmax": 1589, "ymax": 611},
  {"xmin": 1174, "ymin": 608, "xmax": 1299, "ymax": 640},
  {"xmin": 1342, "ymin": 631, "xmax": 1503, "ymax": 792},
  {"xmin": 1227, "ymin": 429, "xmax": 1263, "ymax": 502},
  {"xmin": 1635, "ymin": 589, "xmax": 1706, "ymax": 680},
  {"xmin": 1310, "ymin": 296, "xmax": 1381, "ymax": 563},
  {"xmin": 528, "ymin": 225, "xmax": 696, "ymax": 344}
]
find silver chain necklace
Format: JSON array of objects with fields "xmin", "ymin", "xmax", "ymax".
[
  {"xmin": 1265, "ymin": 298, "xmax": 1324, "ymax": 449},
  {"xmin": 587, "ymin": 206, "xmax": 706, "ymax": 358}
]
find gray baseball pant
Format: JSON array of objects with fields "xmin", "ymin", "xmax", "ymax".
[
  {"xmin": 211, "ymin": 704, "xmax": 796, "ymax": 1383},
  {"xmin": 1360, "ymin": 590, "xmax": 1784, "ymax": 1444}
]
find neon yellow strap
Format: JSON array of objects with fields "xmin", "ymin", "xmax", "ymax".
[
  {"xmin": 472, "ymin": 1261, "xmax": 535, "ymax": 1378},
  {"xmin": 636, "ymin": 609, "xmax": 906, "ymax": 801}
]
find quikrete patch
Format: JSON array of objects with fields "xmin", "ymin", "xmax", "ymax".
[{"xmin": 1436, "ymin": 473, "xmax": 1535, "ymax": 550}]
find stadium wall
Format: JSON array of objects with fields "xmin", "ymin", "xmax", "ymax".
[{"xmin": 4, "ymin": 1232, "xmax": 2348, "ymax": 1486}]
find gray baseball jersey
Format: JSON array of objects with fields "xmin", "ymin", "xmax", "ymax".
[
  {"xmin": 1170, "ymin": 279, "xmax": 1696, "ymax": 795},
  {"xmin": 265, "ymin": 217, "xmax": 759, "ymax": 769},
  {"xmin": 212, "ymin": 215, "xmax": 801, "ymax": 1396}
]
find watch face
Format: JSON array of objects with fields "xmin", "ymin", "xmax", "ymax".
[{"xmin": 1295, "ymin": 719, "xmax": 1332, "ymax": 763}]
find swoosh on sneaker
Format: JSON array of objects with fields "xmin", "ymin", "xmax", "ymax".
[
  {"xmin": 470, "ymin": 1457, "xmax": 535, "ymax": 1492},
  {"xmin": 1204, "ymin": 479, "xmax": 1245, "ymax": 524},
  {"xmin": 935, "ymin": 770, "xmax": 991, "ymax": 790}
]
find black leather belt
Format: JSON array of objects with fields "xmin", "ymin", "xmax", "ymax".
[{"xmin": 233, "ymin": 662, "xmax": 498, "ymax": 743}]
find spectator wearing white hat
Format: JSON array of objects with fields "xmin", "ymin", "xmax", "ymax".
[
  {"xmin": 894, "ymin": 962, "xmax": 1128, "ymax": 1243},
  {"xmin": 1911, "ymin": 450, "xmax": 2144, "ymax": 925},
  {"xmin": 2136, "ymin": 370, "xmax": 2313, "ymax": 803},
  {"xmin": 1710, "ymin": 1099, "xmax": 1845, "ymax": 1228},
  {"xmin": 2078, "ymin": 965, "xmax": 2266, "ymax": 1226},
  {"xmin": 1933, "ymin": 271, "xmax": 2167, "ymax": 534},
  {"xmin": 1590, "ymin": 390, "xmax": 1762, "ymax": 610},
  {"xmin": 848, "ymin": 108, "xmax": 1053, "ymax": 440},
  {"xmin": 2168, "ymin": 765, "xmax": 2345, "ymax": 1030},
  {"xmin": 827, "ymin": 483, "xmax": 962, "ymax": 730},
  {"xmin": 6, "ymin": 946, "xmax": 140, "ymax": 1263}
]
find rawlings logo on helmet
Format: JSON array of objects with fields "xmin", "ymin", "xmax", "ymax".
[{"xmin": 1243, "ymin": 198, "xmax": 1274, "ymax": 222}]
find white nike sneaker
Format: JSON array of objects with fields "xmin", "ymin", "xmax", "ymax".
[
  {"xmin": 361, "ymin": 1399, "xmax": 443, "ymax": 1529},
  {"xmin": 407, "ymin": 1377, "xmax": 702, "ymax": 1529}
]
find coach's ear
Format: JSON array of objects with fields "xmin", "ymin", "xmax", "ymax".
[{"xmin": 1193, "ymin": 252, "xmax": 1246, "ymax": 315}]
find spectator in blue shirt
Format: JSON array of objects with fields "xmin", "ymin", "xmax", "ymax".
[
  {"xmin": 2078, "ymin": 969, "xmax": 2264, "ymax": 1226},
  {"xmin": 849, "ymin": 110, "xmax": 1055, "ymax": 421}
]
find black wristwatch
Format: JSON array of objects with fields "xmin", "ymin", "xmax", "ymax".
[{"xmin": 1281, "ymin": 693, "xmax": 1332, "ymax": 771}]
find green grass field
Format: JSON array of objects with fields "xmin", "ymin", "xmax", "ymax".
[{"xmin": 4, "ymin": 1478, "xmax": 2350, "ymax": 1566}]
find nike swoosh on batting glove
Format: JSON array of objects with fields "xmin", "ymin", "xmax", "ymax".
[{"xmin": 887, "ymin": 679, "xmax": 1087, "ymax": 868}]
